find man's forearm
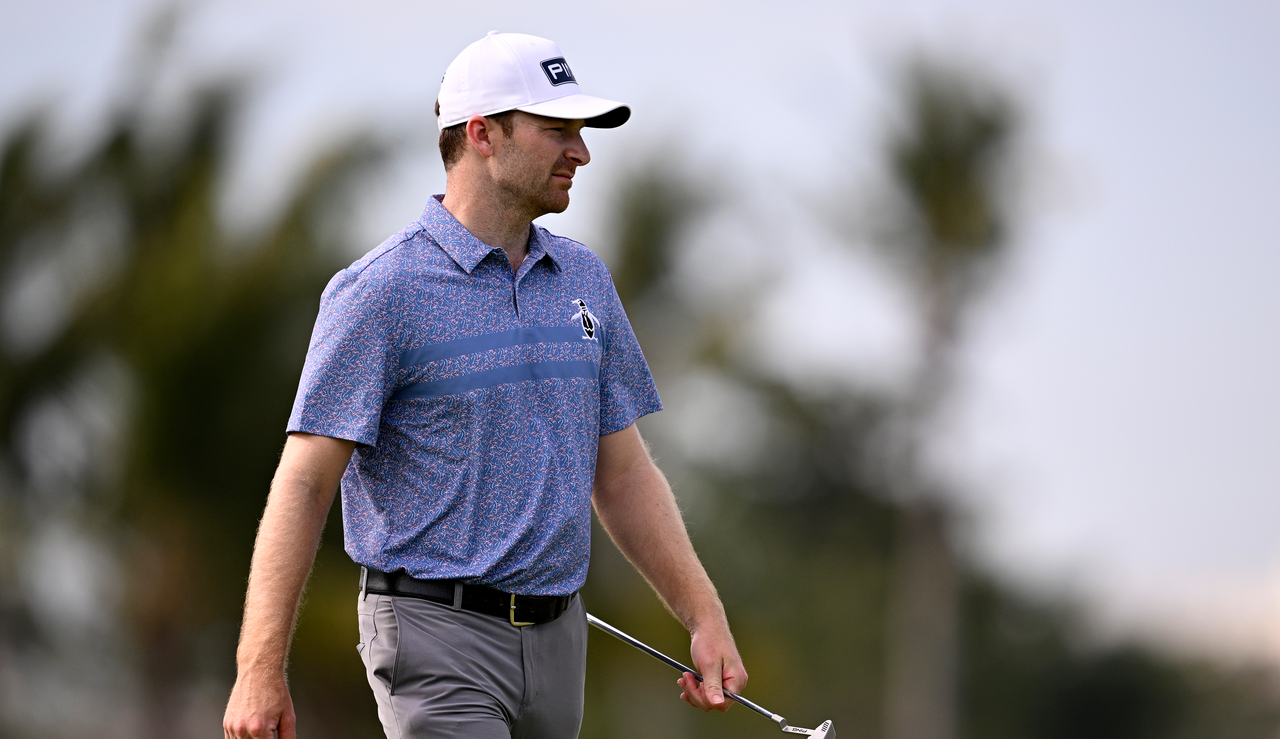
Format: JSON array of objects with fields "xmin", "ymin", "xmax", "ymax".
[
  {"xmin": 235, "ymin": 474, "xmax": 336, "ymax": 673},
  {"xmin": 591, "ymin": 424, "xmax": 746, "ymax": 712},
  {"xmin": 592, "ymin": 457, "xmax": 726, "ymax": 633},
  {"xmin": 225, "ymin": 433, "xmax": 354, "ymax": 739}
]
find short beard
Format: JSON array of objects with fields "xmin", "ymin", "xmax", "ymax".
[{"xmin": 494, "ymin": 153, "xmax": 574, "ymax": 219}]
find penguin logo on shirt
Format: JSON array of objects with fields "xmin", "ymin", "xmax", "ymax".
[{"xmin": 571, "ymin": 299, "xmax": 600, "ymax": 342}]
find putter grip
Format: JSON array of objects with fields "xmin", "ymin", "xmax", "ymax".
[{"xmin": 585, "ymin": 613, "xmax": 775, "ymax": 720}]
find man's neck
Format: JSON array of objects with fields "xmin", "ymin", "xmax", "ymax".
[{"xmin": 440, "ymin": 185, "xmax": 534, "ymax": 272}]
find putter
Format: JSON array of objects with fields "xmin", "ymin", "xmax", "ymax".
[{"xmin": 586, "ymin": 613, "xmax": 836, "ymax": 739}]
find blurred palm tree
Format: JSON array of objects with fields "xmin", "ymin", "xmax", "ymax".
[
  {"xmin": 2, "ymin": 21, "xmax": 1277, "ymax": 739},
  {"xmin": 877, "ymin": 60, "xmax": 1018, "ymax": 739},
  {"xmin": 0, "ymin": 33, "xmax": 385, "ymax": 739},
  {"xmin": 579, "ymin": 57, "xmax": 1280, "ymax": 739}
]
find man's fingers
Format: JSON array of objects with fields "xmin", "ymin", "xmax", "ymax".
[
  {"xmin": 222, "ymin": 702, "xmax": 293, "ymax": 738},
  {"xmin": 702, "ymin": 662, "xmax": 726, "ymax": 708},
  {"xmin": 686, "ymin": 622, "xmax": 746, "ymax": 712},
  {"xmin": 677, "ymin": 668, "xmax": 731, "ymax": 713},
  {"xmin": 223, "ymin": 672, "xmax": 296, "ymax": 739},
  {"xmin": 678, "ymin": 673, "xmax": 708, "ymax": 712},
  {"xmin": 722, "ymin": 660, "xmax": 748, "ymax": 699},
  {"xmin": 225, "ymin": 717, "xmax": 277, "ymax": 739}
]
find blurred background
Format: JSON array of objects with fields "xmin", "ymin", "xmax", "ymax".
[{"xmin": 2, "ymin": 1, "xmax": 1278, "ymax": 738}]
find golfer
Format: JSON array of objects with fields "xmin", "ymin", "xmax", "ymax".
[{"xmin": 223, "ymin": 31, "xmax": 746, "ymax": 739}]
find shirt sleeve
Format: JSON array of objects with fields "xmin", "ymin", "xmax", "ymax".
[
  {"xmin": 287, "ymin": 267, "xmax": 399, "ymax": 446},
  {"xmin": 597, "ymin": 277, "xmax": 663, "ymax": 435}
]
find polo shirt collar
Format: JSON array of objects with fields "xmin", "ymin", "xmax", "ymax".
[
  {"xmin": 418, "ymin": 195, "xmax": 560, "ymax": 274},
  {"xmin": 526, "ymin": 222, "xmax": 560, "ymax": 271}
]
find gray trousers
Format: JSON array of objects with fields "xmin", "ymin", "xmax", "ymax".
[{"xmin": 357, "ymin": 592, "xmax": 587, "ymax": 739}]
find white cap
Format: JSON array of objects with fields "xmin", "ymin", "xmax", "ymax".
[{"xmin": 436, "ymin": 31, "xmax": 630, "ymax": 131}]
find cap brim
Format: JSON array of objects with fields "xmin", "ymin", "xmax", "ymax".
[{"xmin": 517, "ymin": 94, "xmax": 631, "ymax": 128}]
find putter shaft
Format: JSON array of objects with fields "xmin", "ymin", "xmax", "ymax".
[
  {"xmin": 587, "ymin": 614, "xmax": 835, "ymax": 738},
  {"xmin": 585, "ymin": 613, "xmax": 777, "ymax": 721}
]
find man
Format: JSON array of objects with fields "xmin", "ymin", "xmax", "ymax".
[{"xmin": 223, "ymin": 31, "xmax": 746, "ymax": 739}]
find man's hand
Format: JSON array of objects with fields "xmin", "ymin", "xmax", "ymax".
[
  {"xmin": 223, "ymin": 670, "xmax": 296, "ymax": 739},
  {"xmin": 678, "ymin": 622, "xmax": 748, "ymax": 712}
]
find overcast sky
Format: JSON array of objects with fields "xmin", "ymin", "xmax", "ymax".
[{"xmin": 3, "ymin": 0, "xmax": 1278, "ymax": 663}]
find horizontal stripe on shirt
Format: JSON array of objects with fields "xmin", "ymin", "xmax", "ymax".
[
  {"xmin": 399, "ymin": 325, "xmax": 597, "ymax": 368},
  {"xmin": 392, "ymin": 360, "xmax": 600, "ymax": 401}
]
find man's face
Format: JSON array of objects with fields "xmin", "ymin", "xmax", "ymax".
[{"xmin": 491, "ymin": 112, "xmax": 590, "ymax": 217}]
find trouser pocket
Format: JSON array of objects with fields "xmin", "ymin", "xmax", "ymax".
[{"xmin": 358, "ymin": 594, "xmax": 401, "ymax": 693}]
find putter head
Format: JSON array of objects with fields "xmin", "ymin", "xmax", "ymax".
[{"xmin": 780, "ymin": 720, "xmax": 834, "ymax": 738}]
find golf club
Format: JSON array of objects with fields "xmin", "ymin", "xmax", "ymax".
[{"xmin": 586, "ymin": 613, "xmax": 836, "ymax": 739}]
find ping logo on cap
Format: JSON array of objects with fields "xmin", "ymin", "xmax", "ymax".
[{"xmin": 540, "ymin": 57, "xmax": 576, "ymax": 86}]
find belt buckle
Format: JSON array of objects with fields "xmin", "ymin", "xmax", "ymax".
[{"xmin": 509, "ymin": 593, "xmax": 535, "ymax": 627}]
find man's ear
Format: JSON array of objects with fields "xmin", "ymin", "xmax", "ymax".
[{"xmin": 465, "ymin": 115, "xmax": 499, "ymax": 159}]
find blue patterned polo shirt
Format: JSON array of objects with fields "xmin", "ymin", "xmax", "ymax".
[{"xmin": 287, "ymin": 195, "xmax": 662, "ymax": 595}]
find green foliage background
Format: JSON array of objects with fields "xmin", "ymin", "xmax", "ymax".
[{"xmin": 1, "ymin": 43, "xmax": 1277, "ymax": 739}]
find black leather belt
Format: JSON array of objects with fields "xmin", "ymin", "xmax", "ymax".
[{"xmin": 360, "ymin": 568, "xmax": 574, "ymax": 626}]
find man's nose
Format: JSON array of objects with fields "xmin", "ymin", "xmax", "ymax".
[{"xmin": 567, "ymin": 132, "xmax": 590, "ymax": 167}]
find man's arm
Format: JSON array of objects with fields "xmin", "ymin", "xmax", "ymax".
[
  {"xmin": 223, "ymin": 432, "xmax": 356, "ymax": 739},
  {"xmin": 591, "ymin": 423, "xmax": 747, "ymax": 712}
]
